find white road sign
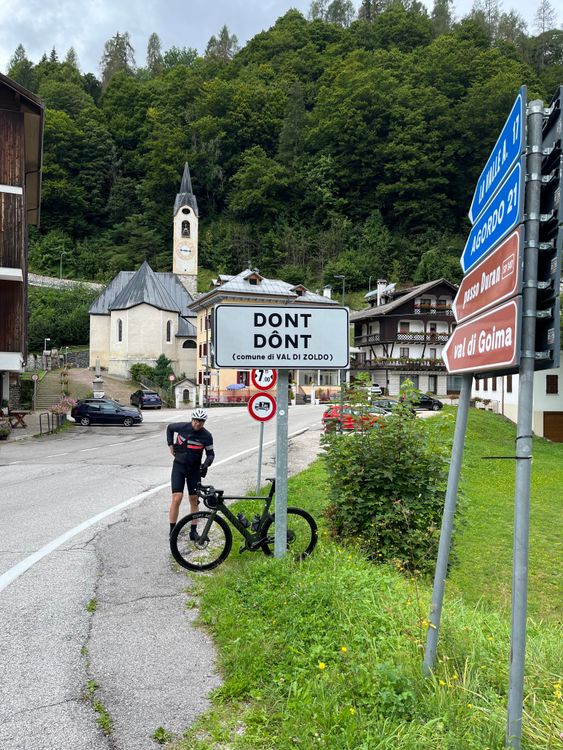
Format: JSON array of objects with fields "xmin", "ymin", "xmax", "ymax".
[{"xmin": 214, "ymin": 305, "xmax": 349, "ymax": 369}]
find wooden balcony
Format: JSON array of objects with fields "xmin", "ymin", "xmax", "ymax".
[
  {"xmin": 414, "ymin": 304, "xmax": 453, "ymax": 316},
  {"xmin": 354, "ymin": 332, "xmax": 449, "ymax": 346},
  {"xmin": 351, "ymin": 357, "xmax": 448, "ymax": 372}
]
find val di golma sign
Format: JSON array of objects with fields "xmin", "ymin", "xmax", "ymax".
[{"xmin": 214, "ymin": 305, "xmax": 350, "ymax": 369}]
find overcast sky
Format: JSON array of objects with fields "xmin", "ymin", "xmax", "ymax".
[{"xmin": 0, "ymin": 0, "xmax": 555, "ymax": 77}]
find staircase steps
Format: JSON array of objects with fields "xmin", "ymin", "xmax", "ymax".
[{"xmin": 34, "ymin": 370, "xmax": 65, "ymax": 410}]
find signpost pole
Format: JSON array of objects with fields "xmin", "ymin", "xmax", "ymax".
[
  {"xmin": 506, "ymin": 100, "xmax": 543, "ymax": 750},
  {"xmin": 256, "ymin": 422, "xmax": 264, "ymax": 494},
  {"xmin": 274, "ymin": 369, "xmax": 289, "ymax": 557},
  {"xmin": 423, "ymin": 373, "xmax": 472, "ymax": 675}
]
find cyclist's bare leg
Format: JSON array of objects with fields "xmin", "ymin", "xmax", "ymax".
[
  {"xmin": 169, "ymin": 492, "xmax": 183, "ymax": 524},
  {"xmin": 189, "ymin": 494, "xmax": 199, "ymax": 514}
]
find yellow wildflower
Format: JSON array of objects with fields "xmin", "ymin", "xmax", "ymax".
[
  {"xmin": 349, "ymin": 707, "xmax": 356, "ymax": 715},
  {"xmin": 340, "ymin": 646, "xmax": 348, "ymax": 653},
  {"xmin": 318, "ymin": 662, "xmax": 326, "ymax": 671}
]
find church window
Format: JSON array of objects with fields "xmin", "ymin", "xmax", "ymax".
[
  {"xmin": 183, "ymin": 340, "xmax": 196, "ymax": 349},
  {"xmin": 182, "ymin": 208, "xmax": 190, "ymax": 215},
  {"xmin": 166, "ymin": 320, "xmax": 173, "ymax": 342},
  {"xmin": 181, "ymin": 220, "xmax": 190, "ymax": 237},
  {"xmin": 117, "ymin": 318, "xmax": 123, "ymax": 342}
]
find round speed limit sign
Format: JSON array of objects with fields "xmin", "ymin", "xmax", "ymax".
[
  {"xmin": 248, "ymin": 392, "xmax": 276, "ymax": 422},
  {"xmin": 250, "ymin": 369, "xmax": 277, "ymax": 391}
]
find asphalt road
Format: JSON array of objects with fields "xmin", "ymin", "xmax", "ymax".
[{"xmin": 0, "ymin": 405, "xmax": 325, "ymax": 749}]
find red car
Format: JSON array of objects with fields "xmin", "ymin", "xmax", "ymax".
[{"xmin": 322, "ymin": 404, "xmax": 389, "ymax": 432}]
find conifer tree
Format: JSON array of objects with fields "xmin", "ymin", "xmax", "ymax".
[
  {"xmin": 204, "ymin": 25, "xmax": 239, "ymax": 61},
  {"xmin": 146, "ymin": 33, "xmax": 163, "ymax": 76},
  {"xmin": 100, "ymin": 32, "xmax": 136, "ymax": 88}
]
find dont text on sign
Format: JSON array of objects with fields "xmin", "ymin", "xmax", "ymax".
[
  {"xmin": 442, "ymin": 298, "xmax": 521, "ymax": 375},
  {"xmin": 214, "ymin": 305, "xmax": 349, "ymax": 369},
  {"xmin": 468, "ymin": 87, "xmax": 526, "ymax": 224},
  {"xmin": 461, "ymin": 158, "xmax": 525, "ymax": 274},
  {"xmin": 251, "ymin": 368, "xmax": 277, "ymax": 390},
  {"xmin": 453, "ymin": 228, "xmax": 523, "ymax": 324},
  {"xmin": 248, "ymin": 392, "xmax": 276, "ymax": 422}
]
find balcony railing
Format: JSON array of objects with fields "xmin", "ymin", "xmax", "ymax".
[
  {"xmin": 354, "ymin": 332, "xmax": 449, "ymax": 346},
  {"xmin": 414, "ymin": 304, "xmax": 453, "ymax": 316},
  {"xmin": 396, "ymin": 333, "xmax": 449, "ymax": 344},
  {"xmin": 351, "ymin": 357, "xmax": 447, "ymax": 372}
]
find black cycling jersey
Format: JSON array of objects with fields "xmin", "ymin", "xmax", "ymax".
[{"xmin": 166, "ymin": 422, "xmax": 215, "ymax": 471}]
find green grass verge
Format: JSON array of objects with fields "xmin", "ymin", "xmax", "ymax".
[
  {"xmin": 446, "ymin": 408, "xmax": 563, "ymax": 621},
  {"xmin": 169, "ymin": 419, "xmax": 562, "ymax": 750}
]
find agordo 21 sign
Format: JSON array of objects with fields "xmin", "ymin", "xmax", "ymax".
[{"xmin": 214, "ymin": 305, "xmax": 349, "ymax": 369}]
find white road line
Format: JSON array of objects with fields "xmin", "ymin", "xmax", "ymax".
[
  {"xmin": 0, "ymin": 427, "xmax": 308, "ymax": 594},
  {"xmin": 79, "ymin": 447, "xmax": 99, "ymax": 452},
  {"xmin": 46, "ymin": 453, "xmax": 69, "ymax": 458}
]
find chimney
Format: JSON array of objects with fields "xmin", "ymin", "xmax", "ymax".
[
  {"xmin": 376, "ymin": 279, "xmax": 387, "ymax": 306},
  {"xmin": 323, "ymin": 285, "xmax": 332, "ymax": 299}
]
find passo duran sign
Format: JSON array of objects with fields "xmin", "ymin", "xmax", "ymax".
[
  {"xmin": 461, "ymin": 158, "xmax": 525, "ymax": 274},
  {"xmin": 468, "ymin": 87, "xmax": 526, "ymax": 224},
  {"xmin": 453, "ymin": 228, "xmax": 523, "ymax": 324},
  {"xmin": 442, "ymin": 298, "xmax": 521, "ymax": 374},
  {"xmin": 214, "ymin": 305, "xmax": 349, "ymax": 369}
]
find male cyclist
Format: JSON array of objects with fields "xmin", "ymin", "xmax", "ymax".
[{"xmin": 167, "ymin": 408, "xmax": 215, "ymax": 539}]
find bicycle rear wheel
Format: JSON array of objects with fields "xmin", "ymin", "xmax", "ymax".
[
  {"xmin": 261, "ymin": 507, "xmax": 318, "ymax": 560},
  {"xmin": 170, "ymin": 511, "xmax": 232, "ymax": 571}
]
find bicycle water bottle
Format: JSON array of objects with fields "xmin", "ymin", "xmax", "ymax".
[
  {"xmin": 251, "ymin": 515, "xmax": 261, "ymax": 532},
  {"xmin": 237, "ymin": 512, "xmax": 250, "ymax": 528}
]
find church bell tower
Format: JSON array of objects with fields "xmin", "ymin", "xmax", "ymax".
[{"xmin": 173, "ymin": 162, "xmax": 199, "ymax": 296}]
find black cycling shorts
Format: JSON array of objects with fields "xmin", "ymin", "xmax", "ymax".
[{"xmin": 171, "ymin": 461, "xmax": 200, "ymax": 494}]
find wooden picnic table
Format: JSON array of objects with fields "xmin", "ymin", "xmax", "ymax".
[{"xmin": 8, "ymin": 410, "xmax": 29, "ymax": 428}]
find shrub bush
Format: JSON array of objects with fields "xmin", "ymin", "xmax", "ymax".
[{"xmin": 322, "ymin": 388, "xmax": 451, "ymax": 576}]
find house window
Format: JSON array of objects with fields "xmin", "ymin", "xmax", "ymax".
[
  {"xmin": 183, "ymin": 340, "xmax": 196, "ymax": 349},
  {"xmin": 399, "ymin": 322, "xmax": 410, "ymax": 334},
  {"xmin": 483, "ymin": 378, "xmax": 488, "ymax": 390},
  {"xmin": 181, "ymin": 220, "xmax": 190, "ymax": 237},
  {"xmin": 420, "ymin": 298, "xmax": 432, "ymax": 309},
  {"xmin": 546, "ymin": 374, "xmax": 558, "ymax": 394},
  {"xmin": 429, "ymin": 348, "xmax": 437, "ymax": 359},
  {"xmin": 507, "ymin": 375, "xmax": 513, "ymax": 393},
  {"xmin": 400, "ymin": 347, "xmax": 409, "ymax": 358},
  {"xmin": 475, "ymin": 380, "xmax": 480, "ymax": 391},
  {"xmin": 237, "ymin": 371, "xmax": 249, "ymax": 385},
  {"xmin": 202, "ymin": 343, "xmax": 208, "ymax": 357},
  {"xmin": 166, "ymin": 320, "xmax": 172, "ymax": 342},
  {"xmin": 116, "ymin": 318, "xmax": 123, "ymax": 343},
  {"xmin": 492, "ymin": 377, "xmax": 497, "ymax": 392},
  {"xmin": 198, "ymin": 371, "xmax": 202, "ymax": 384},
  {"xmin": 400, "ymin": 374, "xmax": 419, "ymax": 388}
]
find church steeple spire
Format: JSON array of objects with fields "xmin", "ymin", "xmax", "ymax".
[
  {"xmin": 173, "ymin": 161, "xmax": 199, "ymax": 296},
  {"xmin": 174, "ymin": 161, "xmax": 198, "ymax": 217}
]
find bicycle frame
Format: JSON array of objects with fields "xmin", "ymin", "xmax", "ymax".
[{"xmin": 196, "ymin": 479, "xmax": 276, "ymax": 550}]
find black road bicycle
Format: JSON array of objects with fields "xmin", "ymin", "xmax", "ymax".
[{"xmin": 169, "ymin": 478, "xmax": 318, "ymax": 572}]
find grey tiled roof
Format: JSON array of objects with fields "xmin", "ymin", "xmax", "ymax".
[
  {"xmin": 110, "ymin": 262, "xmax": 180, "ymax": 313},
  {"xmin": 194, "ymin": 269, "xmax": 338, "ymax": 307},
  {"xmin": 177, "ymin": 316, "xmax": 197, "ymax": 336},
  {"xmin": 89, "ymin": 262, "xmax": 196, "ymax": 321},
  {"xmin": 350, "ymin": 278, "xmax": 457, "ymax": 322},
  {"xmin": 174, "ymin": 162, "xmax": 198, "ymax": 217}
]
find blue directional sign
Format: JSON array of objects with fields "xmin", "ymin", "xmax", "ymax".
[
  {"xmin": 468, "ymin": 87, "xmax": 526, "ymax": 225},
  {"xmin": 461, "ymin": 158, "xmax": 525, "ymax": 274}
]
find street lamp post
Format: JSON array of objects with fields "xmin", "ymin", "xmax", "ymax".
[
  {"xmin": 43, "ymin": 337, "xmax": 51, "ymax": 353},
  {"xmin": 334, "ymin": 275, "xmax": 346, "ymax": 307}
]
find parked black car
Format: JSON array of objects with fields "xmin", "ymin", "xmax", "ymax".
[
  {"xmin": 408, "ymin": 393, "xmax": 443, "ymax": 411},
  {"xmin": 130, "ymin": 390, "xmax": 162, "ymax": 409},
  {"xmin": 71, "ymin": 399, "xmax": 143, "ymax": 426}
]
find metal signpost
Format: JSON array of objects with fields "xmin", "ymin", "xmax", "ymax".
[
  {"xmin": 250, "ymin": 370, "xmax": 277, "ymax": 493},
  {"xmin": 215, "ymin": 305, "xmax": 349, "ymax": 557},
  {"xmin": 425, "ymin": 86, "xmax": 562, "ymax": 750}
]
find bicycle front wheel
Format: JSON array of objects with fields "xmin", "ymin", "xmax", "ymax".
[
  {"xmin": 170, "ymin": 511, "xmax": 232, "ymax": 572},
  {"xmin": 261, "ymin": 507, "xmax": 318, "ymax": 560}
]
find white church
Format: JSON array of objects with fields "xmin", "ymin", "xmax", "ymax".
[{"xmin": 88, "ymin": 164, "xmax": 199, "ymax": 379}]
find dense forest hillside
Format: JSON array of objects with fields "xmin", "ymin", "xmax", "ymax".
[{"xmin": 6, "ymin": 0, "xmax": 563, "ymax": 292}]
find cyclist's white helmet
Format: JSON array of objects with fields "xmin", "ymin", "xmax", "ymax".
[{"xmin": 192, "ymin": 408, "xmax": 208, "ymax": 421}]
